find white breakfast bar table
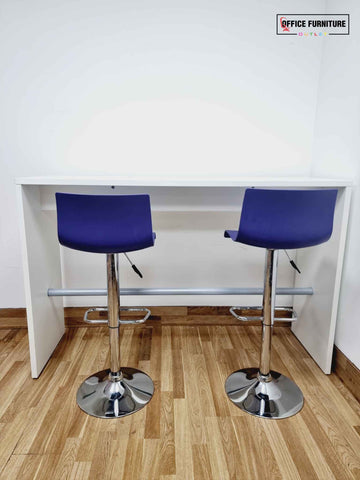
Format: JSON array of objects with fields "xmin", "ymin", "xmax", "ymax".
[{"xmin": 16, "ymin": 176, "xmax": 352, "ymax": 378}]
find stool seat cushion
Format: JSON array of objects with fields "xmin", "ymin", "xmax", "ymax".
[
  {"xmin": 56, "ymin": 193, "xmax": 155, "ymax": 254},
  {"xmin": 225, "ymin": 189, "xmax": 337, "ymax": 250}
]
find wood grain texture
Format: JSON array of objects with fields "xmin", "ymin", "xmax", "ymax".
[
  {"xmin": 333, "ymin": 345, "xmax": 360, "ymax": 404},
  {"xmin": 0, "ymin": 324, "xmax": 359, "ymax": 479},
  {"xmin": 0, "ymin": 306, "xmax": 292, "ymax": 329}
]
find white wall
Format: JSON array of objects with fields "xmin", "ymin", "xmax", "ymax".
[
  {"xmin": 0, "ymin": 0, "xmax": 325, "ymax": 308},
  {"xmin": 312, "ymin": 1, "xmax": 360, "ymax": 368}
]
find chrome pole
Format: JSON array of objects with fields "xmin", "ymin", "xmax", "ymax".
[
  {"xmin": 259, "ymin": 249, "xmax": 278, "ymax": 377},
  {"xmin": 76, "ymin": 253, "xmax": 154, "ymax": 418},
  {"xmin": 107, "ymin": 254, "xmax": 122, "ymax": 380}
]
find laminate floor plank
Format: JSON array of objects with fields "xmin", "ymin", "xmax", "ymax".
[
  {"xmin": 174, "ymin": 398, "xmax": 194, "ymax": 480},
  {"xmin": 0, "ymin": 324, "xmax": 359, "ymax": 480},
  {"xmin": 0, "ymin": 453, "xmax": 43, "ymax": 480}
]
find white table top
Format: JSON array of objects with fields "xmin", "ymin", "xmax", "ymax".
[{"xmin": 15, "ymin": 175, "xmax": 352, "ymax": 187}]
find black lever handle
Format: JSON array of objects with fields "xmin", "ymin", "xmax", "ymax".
[
  {"xmin": 289, "ymin": 260, "xmax": 301, "ymax": 274},
  {"xmin": 284, "ymin": 250, "xmax": 301, "ymax": 274},
  {"xmin": 123, "ymin": 253, "xmax": 144, "ymax": 278},
  {"xmin": 132, "ymin": 264, "xmax": 143, "ymax": 278}
]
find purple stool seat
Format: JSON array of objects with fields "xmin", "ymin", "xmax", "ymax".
[
  {"xmin": 56, "ymin": 193, "xmax": 155, "ymax": 254},
  {"xmin": 224, "ymin": 189, "xmax": 337, "ymax": 250}
]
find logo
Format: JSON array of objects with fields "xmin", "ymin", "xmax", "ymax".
[{"xmin": 276, "ymin": 14, "xmax": 350, "ymax": 36}]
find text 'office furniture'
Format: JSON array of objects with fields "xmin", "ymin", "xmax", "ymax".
[
  {"xmin": 56, "ymin": 193, "xmax": 156, "ymax": 418},
  {"xmin": 224, "ymin": 189, "xmax": 337, "ymax": 419}
]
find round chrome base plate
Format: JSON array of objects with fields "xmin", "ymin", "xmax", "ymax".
[
  {"xmin": 225, "ymin": 368, "xmax": 303, "ymax": 419},
  {"xmin": 77, "ymin": 367, "xmax": 154, "ymax": 418}
]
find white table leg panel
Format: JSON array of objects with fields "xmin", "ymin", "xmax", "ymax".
[
  {"xmin": 17, "ymin": 185, "xmax": 64, "ymax": 378},
  {"xmin": 293, "ymin": 186, "xmax": 351, "ymax": 373}
]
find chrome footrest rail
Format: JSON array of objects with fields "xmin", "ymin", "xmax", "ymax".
[
  {"xmin": 119, "ymin": 307, "xmax": 151, "ymax": 324},
  {"xmin": 229, "ymin": 306, "xmax": 297, "ymax": 322},
  {"xmin": 84, "ymin": 307, "xmax": 108, "ymax": 324},
  {"xmin": 83, "ymin": 307, "xmax": 151, "ymax": 325}
]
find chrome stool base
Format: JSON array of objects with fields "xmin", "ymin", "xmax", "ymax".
[
  {"xmin": 225, "ymin": 368, "xmax": 303, "ymax": 419},
  {"xmin": 77, "ymin": 367, "xmax": 154, "ymax": 419}
]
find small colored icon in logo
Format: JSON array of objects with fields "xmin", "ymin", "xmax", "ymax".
[{"xmin": 280, "ymin": 17, "xmax": 290, "ymax": 32}]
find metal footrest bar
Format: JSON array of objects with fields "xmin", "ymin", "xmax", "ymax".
[
  {"xmin": 48, "ymin": 287, "xmax": 313, "ymax": 297},
  {"xmin": 83, "ymin": 307, "xmax": 151, "ymax": 325},
  {"xmin": 84, "ymin": 307, "xmax": 108, "ymax": 324},
  {"xmin": 119, "ymin": 307, "xmax": 151, "ymax": 324},
  {"xmin": 229, "ymin": 306, "xmax": 297, "ymax": 322}
]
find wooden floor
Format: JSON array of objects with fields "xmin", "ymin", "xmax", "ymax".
[{"xmin": 1, "ymin": 325, "xmax": 360, "ymax": 480}]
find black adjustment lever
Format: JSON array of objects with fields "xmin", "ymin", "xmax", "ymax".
[
  {"xmin": 123, "ymin": 253, "xmax": 143, "ymax": 278},
  {"xmin": 284, "ymin": 250, "xmax": 301, "ymax": 274}
]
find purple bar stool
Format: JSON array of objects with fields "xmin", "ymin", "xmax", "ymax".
[
  {"xmin": 224, "ymin": 189, "xmax": 337, "ymax": 419},
  {"xmin": 56, "ymin": 193, "xmax": 156, "ymax": 418}
]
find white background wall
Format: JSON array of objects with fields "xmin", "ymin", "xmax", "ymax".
[
  {"xmin": 0, "ymin": 0, "xmax": 324, "ymax": 307},
  {"xmin": 1, "ymin": 0, "xmax": 359, "ymax": 367}
]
